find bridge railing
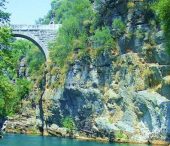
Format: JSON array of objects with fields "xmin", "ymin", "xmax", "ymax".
[{"xmin": 10, "ymin": 24, "xmax": 61, "ymax": 30}]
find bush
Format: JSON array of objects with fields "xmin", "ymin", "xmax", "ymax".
[
  {"xmin": 115, "ymin": 131, "xmax": 128, "ymax": 140},
  {"xmin": 62, "ymin": 116, "xmax": 75, "ymax": 130},
  {"xmin": 152, "ymin": 0, "xmax": 170, "ymax": 54},
  {"xmin": 112, "ymin": 18, "xmax": 126, "ymax": 36},
  {"xmin": 127, "ymin": 2, "xmax": 135, "ymax": 9},
  {"xmin": 0, "ymin": 75, "xmax": 18, "ymax": 117},
  {"xmin": 16, "ymin": 78, "xmax": 32, "ymax": 100},
  {"xmin": 0, "ymin": 27, "xmax": 12, "ymax": 46},
  {"xmin": 92, "ymin": 26, "xmax": 114, "ymax": 50}
]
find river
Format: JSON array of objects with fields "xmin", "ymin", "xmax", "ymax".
[{"xmin": 0, "ymin": 134, "xmax": 151, "ymax": 146}]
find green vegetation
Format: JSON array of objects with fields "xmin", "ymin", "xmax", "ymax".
[
  {"xmin": 12, "ymin": 40, "xmax": 46, "ymax": 77},
  {"xmin": 0, "ymin": 0, "xmax": 10, "ymax": 24},
  {"xmin": 112, "ymin": 18, "xmax": 126, "ymax": 36},
  {"xmin": 0, "ymin": 0, "xmax": 18, "ymax": 117},
  {"xmin": 12, "ymin": 39, "xmax": 46, "ymax": 102},
  {"xmin": 43, "ymin": 0, "xmax": 95, "ymax": 87},
  {"xmin": 16, "ymin": 79, "xmax": 32, "ymax": 101},
  {"xmin": 92, "ymin": 27, "xmax": 114, "ymax": 49},
  {"xmin": 39, "ymin": 0, "xmax": 117, "ymax": 66},
  {"xmin": 0, "ymin": 76, "xmax": 18, "ymax": 116},
  {"xmin": 90, "ymin": 26, "xmax": 115, "ymax": 57},
  {"xmin": 62, "ymin": 116, "xmax": 75, "ymax": 130},
  {"xmin": 115, "ymin": 131, "xmax": 128, "ymax": 140},
  {"xmin": 38, "ymin": 0, "xmax": 116, "ymax": 87},
  {"xmin": 0, "ymin": 38, "xmax": 45, "ymax": 117},
  {"xmin": 49, "ymin": 0, "xmax": 94, "ymax": 67},
  {"xmin": 0, "ymin": 0, "xmax": 45, "ymax": 117},
  {"xmin": 152, "ymin": 0, "xmax": 170, "ymax": 53}
]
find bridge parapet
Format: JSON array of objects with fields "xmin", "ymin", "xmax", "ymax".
[{"xmin": 11, "ymin": 24, "xmax": 61, "ymax": 31}]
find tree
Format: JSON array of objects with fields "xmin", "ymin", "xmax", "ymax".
[
  {"xmin": 92, "ymin": 26, "xmax": 114, "ymax": 49},
  {"xmin": 0, "ymin": 75, "xmax": 18, "ymax": 116},
  {"xmin": 50, "ymin": 0, "xmax": 94, "ymax": 66},
  {"xmin": 152, "ymin": 0, "xmax": 170, "ymax": 54},
  {"xmin": 62, "ymin": 117, "xmax": 75, "ymax": 130},
  {"xmin": 0, "ymin": 0, "xmax": 10, "ymax": 24},
  {"xmin": 0, "ymin": 1, "xmax": 34, "ymax": 117},
  {"xmin": 0, "ymin": 0, "xmax": 17, "ymax": 117}
]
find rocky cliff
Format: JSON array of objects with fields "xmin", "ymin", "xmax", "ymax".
[{"xmin": 4, "ymin": 0, "xmax": 170, "ymax": 144}]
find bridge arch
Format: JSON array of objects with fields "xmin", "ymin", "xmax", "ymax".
[
  {"xmin": 11, "ymin": 24, "xmax": 61, "ymax": 61},
  {"xmin": 12, "ymin": 33, "xmax": 47, "ymax": 60}
]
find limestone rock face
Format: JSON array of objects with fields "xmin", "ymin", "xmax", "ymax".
[{"xmin": 45, "ymin": 51, "xmax": 170, "ymax": 143}]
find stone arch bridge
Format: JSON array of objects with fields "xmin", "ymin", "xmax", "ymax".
[{"xmin": 11, "ymin": 24, "xmax": 61, "ymax": 60}]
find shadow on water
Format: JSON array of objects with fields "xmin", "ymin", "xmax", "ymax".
[{"xmin": 0, "ymin": 134, "xmax": 151, "ymax": 146}]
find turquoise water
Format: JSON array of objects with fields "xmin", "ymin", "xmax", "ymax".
[{"xmin": 0, "ymin": 134, "xmax": 150, "ymax": 146}]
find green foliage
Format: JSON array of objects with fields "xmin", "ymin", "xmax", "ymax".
[
  {"xmin": 0, "ymin": 1, "xmax": 46, "ymax": 117},
  {"xmin": 26, "ymin": 47, "xmax": 45, "ymax": 76},
  {"xmin": 38, "ymin": 0, "xmax": 94, "ymax": 25},
  {"xmin": 0, "ymin": 77, "xmax": 32, "ymax": 117},
  {"xmin": 16, "ymin": 78, "xmax": 32, "ymax": 100},
  {"xmin": 12, "ymin": 40, "xmax": 45, "ymax": 77},
  {"xmin": 47, "ymin": 0, "xmax": 117, "ymax": 67},
  {"xmin": 115, "ymin": 131, "xmax": 128, "ymax": 140},
  {"xmin": 0, "ymin": 27, "xmax": 11, "ymax": 45},
  {"xmin": 112, "ymin": 18, "xmax": 126, "ymax": 36},
  {"xmin": 62, "ymin": 116, "xmax": 75, "ymax": 130},
  {"xmin": 0, "ymin": 0, "xmax": 18, "ymax": 117},
  {"xmin": 38, "ymin": 0, "xmax": 121, "ymax": 90},
  {"xmin": 0, "ymin": 39, "xmax": 31, "ymax": 117},
  {"xmin": 50, "ymin": 0, "xmax": 94, "ymax": 67},
  {"xmin": 152, "ymin": 0, "xmax": 170, "ymax": 53},
  {"xmin": 42, "ymin": 0, "xmax": 118, "ymax": 88},
  {"xmin": 91, "ymin": 26, "xmax": 114, "ymax": 50},
  {"xmin": 0, "ymin": 0, "xmax": 10, "ymax": 23},
  {"xmin": 152, "ymin": 0, "xmax": 170, "ymax": 28},
  {"xmin": 11, "ymin": 39, "xmax": 29, "ymax": 55},
  {"xmin": 0, "ymin": 75, "xmax": 18, "ymax": 116},
  {"xmin": 0, "ymin": 38, "xmax": 45, "ymax": 117}
]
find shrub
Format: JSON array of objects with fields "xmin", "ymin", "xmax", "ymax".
[
  {"xmin": 127, "ymin": 2, "xmax": 135, "ymax": 9},
  {"xmin": 16, "ymin": 78, "xmax": 32, "ymax": 101},
  {"xmin": 115, "ymin": 131, "xmax": 128, "ymax": 140},
  {"xmin": 112, "ymin": 18, "xmax": 126, "ymax": 36},
  {"xmin": 92, "ymin": 26, "xmax": 114, "ymax": 50},
  {"xmin": 62, "ymin": 116, "xmax": 75, "ymax": 130},
  {"xmin": 152, "ymin": 0, "xmax": 170, "ymax": 54}
]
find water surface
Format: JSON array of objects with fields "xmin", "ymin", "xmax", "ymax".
[{"xmin": 0, "ymin": 134, "xmax": 151, "ymax": 146}]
